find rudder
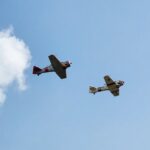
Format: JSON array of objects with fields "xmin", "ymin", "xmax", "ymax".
[{"xmin": 33, "ymin": 66, "xmax": 42, "ymax": 74}]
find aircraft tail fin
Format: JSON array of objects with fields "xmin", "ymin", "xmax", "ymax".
[
  {"xmin": 89, "ymin": 86, "xmax": 97, "ymax": 94},
  {"xmin": 33, "ymin": 66, "xmax": 42, "ymax": 75}
]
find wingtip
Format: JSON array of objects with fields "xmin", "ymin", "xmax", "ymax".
[{"xmin": 49, "ymin": 54, "xmax": 55, "ymax": 58}]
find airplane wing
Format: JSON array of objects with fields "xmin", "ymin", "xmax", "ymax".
[
  {"xmin": 49, "ymin": 55, "xmax": 67, "ymax": 79},
  {"xmin": 104, "ymin": 75, "xmax": 115, "ymax": 86},
  {"xmin": 104, "ymin": 75, "xmax": 119, "ymax": 96},
  {"xmin": 110, "ymin": 89, "xmax": 119, "ymax": 96}
]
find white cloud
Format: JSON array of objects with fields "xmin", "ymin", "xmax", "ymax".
[{"xmin": 0, "ymin": 27, "xmax": 31, "ymax": 105}]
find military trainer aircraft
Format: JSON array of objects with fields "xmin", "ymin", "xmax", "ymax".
[
  {"xmin": 33, "ymin": 55, "xmax": 72, "ymax": 79},
  {"xmin": 89, "ymin": 75, "xmax": 124, "ymax": 96}
]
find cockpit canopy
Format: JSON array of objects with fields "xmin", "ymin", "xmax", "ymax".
[
  {"xmin": 117, "ymin": 80, "xmax": 124, "ymax": 86},
  {"xmin": 64, "ymin": 61, "xmax": 72, "ymax": 67}
]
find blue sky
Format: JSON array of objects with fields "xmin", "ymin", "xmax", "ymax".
[{"xmin": 0, "ymin": 0, "xmax": 150, "ymax": 150}]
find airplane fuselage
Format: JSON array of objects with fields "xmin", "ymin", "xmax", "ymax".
[
  {"xmin": 89, "ymin": 80, "xmax": 124, "ymax": 94},
  {"xmin": 35, "ymin": 61, "xmax": 71, "ymax": 76},
  {"xmin": 97, "ymin": 81, "xmax": 124, "ymax": 92},
  {"xmin": 39, "ymin": 65, "xmax": 54, "ymax": 74}
]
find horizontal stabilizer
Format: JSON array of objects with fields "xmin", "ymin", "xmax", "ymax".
[
  {"xmin": 89, "ymin": 86, "xmax": 97, "ymax": 94},
  {"xmin": 33, "ymin": 66, "xmax": 42, "ymax": 74}
]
